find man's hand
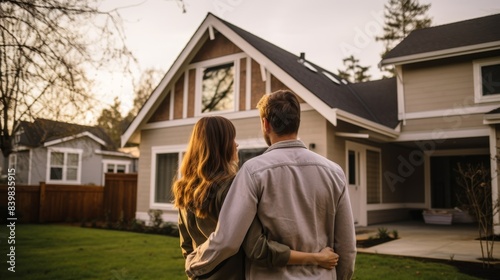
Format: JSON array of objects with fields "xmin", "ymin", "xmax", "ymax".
[{"xmin": 315, "ymin": 247, "xmax": 339, "ymax": 269}]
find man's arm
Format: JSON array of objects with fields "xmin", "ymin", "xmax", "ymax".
[
  {"xmin": 333, "ymin": 185, "xmax": 357, "ymax": 279},
  {"xmin": 185, "ymin": 166, "xmax": 258, "ymax": 277}
]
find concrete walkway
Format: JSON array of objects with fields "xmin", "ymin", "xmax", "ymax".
[{"xmin": 355, "ymin": 220, "xmax": 500, "ymax": 263}]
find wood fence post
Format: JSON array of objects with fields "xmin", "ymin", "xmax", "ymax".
[{"xmin": 39, "ymin": 182, "xmax": 46, "ymax": 223}]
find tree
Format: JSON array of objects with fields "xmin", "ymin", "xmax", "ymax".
[
  {"xmin": 0, "ymin": 0, "xmax": 134, "ymax": 160},
  {"xmin": 376, "ymin": 0, "xmax": 432, "ymax": 77},
  {"xmin": 126, "ymin": 68, "xmax": 164, "ymax": 119},
  {"xmin": 97, "ymin": 97, "xmax": 123, "ymax": 149},
  {"xmin": 337, "ymin": 55, "xmax": 371, "ymax": 83},
  {"xmin": 456, "ymin": 163, "xmax": 500, "ymax": 267}
]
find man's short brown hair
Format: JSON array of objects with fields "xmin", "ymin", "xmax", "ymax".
[{"xmin": 256, "ymin": 90, "xmax": 301, "ymax": 135}]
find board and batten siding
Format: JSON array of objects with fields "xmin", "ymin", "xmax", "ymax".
[{"xmin": 403, "ymin": 61, "xmax": 473, "ymax": 113}]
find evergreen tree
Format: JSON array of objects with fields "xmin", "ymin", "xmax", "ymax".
[
  {"xmin": 376, "ymin": 0, "xmax": 432, "ymax": 77},
  {"xmin": 337, "ymin": 55, "xmax": 371, "ymax": 83},
  {"xmin": 97, "ymin": 97, "xmax": 124, "ymax": 149}
]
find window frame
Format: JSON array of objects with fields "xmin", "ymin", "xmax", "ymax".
[
  {"xmin": 192, "ymin": 53, "xmax": 244, "ymax": 116},
  {"xmin": 102, "ymin": 159, "xmax": 131, "ymax": 185},
  {"xmin": 46, "ymin": 147, "xmax": 83, "ymax": 184},
  {"xmin": 150, "ymin": 145, "xmax": 186, "ymax": 210},
  {"xmin": 473, "ymin": 57, "xmax": 500, "ymax": 103}
]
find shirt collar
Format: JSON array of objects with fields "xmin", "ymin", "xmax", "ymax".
[{"xmin": 264, "ymin": 139, "xmax": 307, "ymax": 154}]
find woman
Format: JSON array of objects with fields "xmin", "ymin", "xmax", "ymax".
[{"xmin": 173, "ymin": 116, "xmax": 337, "ymax": 279}]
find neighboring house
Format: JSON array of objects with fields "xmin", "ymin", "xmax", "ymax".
[
  {"xmin": 10, "ymin": 118, "xmax": 137, "ymax": 186},
  {"xmin": 380, "ymin": 13, "xmax": 500, "ymax": 233},
  {"xmin": 122, "ymin": 13, "xmax": 499, "ymax": 232}
]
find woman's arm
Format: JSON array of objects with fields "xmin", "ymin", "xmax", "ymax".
[
  {"xmin": 288, "ymin": 247, "xmax": 339, "ymax": 269},
  {"xmin": 243, "ymin": 216, "xmax": 338, "ymax": 269}
]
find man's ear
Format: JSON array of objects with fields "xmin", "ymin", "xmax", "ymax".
[{"xmin": 262, "ymin": 117, "xmax": 271, "ymax": 133}]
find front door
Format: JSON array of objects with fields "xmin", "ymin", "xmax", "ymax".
[{"xmin": 346, "ymin": 142, "xmax": 364, "ymax": 225}]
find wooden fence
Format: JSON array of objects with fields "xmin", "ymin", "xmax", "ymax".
[{"xmin": 0, "ymin": 173, "xmax": 137, "ymax": 223}]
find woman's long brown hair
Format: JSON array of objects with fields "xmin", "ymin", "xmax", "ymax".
[{"xmin": 172, "ymin": 116, "xmax": 237, "ymax": 218}]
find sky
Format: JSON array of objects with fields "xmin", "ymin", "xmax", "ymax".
[{"xmin": 94, "ymin": 0, "xmax": 500, "ymax": 116}]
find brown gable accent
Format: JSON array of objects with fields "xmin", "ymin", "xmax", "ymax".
[
  {"xmin": 251, "ymin": 59, "xmax": 266, "ymax": 108},
  {"xmin": 239, "ymin": 58, "xmax": 247, "ymax": 111},
  {"xmin": 190, "ymin": 32, "xmax": 243, "ymax": 63},
  {"xmin": 173, "ymin": 73, "xmax": 184, "ymax": 119},
  {"xmin": 187, "ymin": 69, "xmax": 196, "ymax": 118},
  {"xmin": 148, "ymin": 92, "xmax": 171, "ymax": 123}
]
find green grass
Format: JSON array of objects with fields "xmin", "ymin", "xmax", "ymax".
[{"xmin": 0, "ymin": 224, "xmax": 489, "ymax": 280}]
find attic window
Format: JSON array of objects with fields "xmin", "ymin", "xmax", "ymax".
[
  {"xmin": 474, "ymin": 57, "xmax": 500, "ymax": 103},
  {"xmin": 302, "ymin": 61, "xmax": 317, "ymax": 72},
  {"xmin": 322, "ymin": 71, "xmax": 340, "ymax": 84},
  {"xmin": 201, "ymin": 63, "xmax": 235, "ymax": 113}
]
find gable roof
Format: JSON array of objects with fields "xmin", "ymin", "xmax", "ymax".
[
  {"xmin": 381, "ymin": 13, "xmax": 500, "ymax": 66},
  {"xmin": 17, "ymin": 118, "xmax": 115, "ymax": 150},
  {"xmin": 122, "ymin": 13, "xmax": 399, "ymax": 146}
]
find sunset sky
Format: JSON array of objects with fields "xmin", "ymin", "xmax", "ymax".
[{"xmin": 94, "ymin": 0, "xmax": 500, "ymax": 115}]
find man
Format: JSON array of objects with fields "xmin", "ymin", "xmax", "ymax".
[{"xmin": 186, "ymin": 90, "xmax": 356, "ymax": 279}]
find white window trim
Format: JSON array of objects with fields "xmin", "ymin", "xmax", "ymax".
[
  {"xmin": 473, "ymin": 56, "xmax": 500, "ymax": 103},
  {"xmin": 46, "ymin": 147, "xmax": 83, "ymax": 184},
  {"xmin": 192, "ymin": 53, "xmax": 246, "ymax": 116},
  {"xmin": 8, "ymin": 154, "xmax": 17, "ymax": 170},
  {"xmin": 102, "ymin": 159, "xmax": 131, "ymax": 185},
  {"xmin": 150, "ymin": 145, "xmax": 186, "ymax": 210}
]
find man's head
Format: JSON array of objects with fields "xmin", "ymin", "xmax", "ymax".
[{"xmin": 256, "ymin": 90, "xmax": 301, "ymax": 145}]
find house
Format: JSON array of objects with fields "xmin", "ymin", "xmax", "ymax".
[
  {"xmin": 380, "ymin": 13, "xmax": 500, "ymax": 233},
  {"xmin": 10, "ymin": 118, "xmax": 137, "ymax": 186},
  {"xmin": 122, "ymin": 13, "xmax": 499, "ymax": 233}
]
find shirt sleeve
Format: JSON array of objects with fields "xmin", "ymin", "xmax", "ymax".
[
  {"xmin": 242, "ymin": 216, "xmax": 291, "ymax": 267},
  {"xmin": 185, "ymin": 165, "xmax": 259, "ymax": 277},
  {"xmin": 333, "ymin": 178, "xmax": 357, "ymax": 280}
]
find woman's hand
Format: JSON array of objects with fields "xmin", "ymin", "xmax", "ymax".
[{"xmin": 315, "ymin": 247, "xmax": 339, "ymax": 269}]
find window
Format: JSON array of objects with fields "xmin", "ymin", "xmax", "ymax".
[
  {"xmin": 202, "ymin": 63, "xmax": 235, "ymax": 113},
  {"xmin": 103, "ymin": 161, "xmax": 129, "ymax": 174},
  {"xmin": 347, "ymin": 150, "xmax": 357, "ymax": 185},
  {"xmin": 47, "ymin": 148, "xmax": 82, "ymax": 184},
  {"xmin": 238, "ymin": 147, "xmax": 267, "ymax": 168},
  {"xmin": 193, "ymin": 53, "xmax": 244, "ymax": 116},
  {"xmin": 151, "ymin": 146, "xmax": 184, "ymax": 207},
  {"xmin": 474, "ymin": 57, "xmax": 500, "ymax": 103}
]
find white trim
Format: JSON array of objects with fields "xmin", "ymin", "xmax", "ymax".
[
  {"xmin": 208, "ymin": 24, "xmax": 215, "ymax": 40},
  {"xmin": 150, "ymin": 145, "xmax": 186, "ymax": 210},
  {"xmin": 489, "ymin": 127, "xmax": 500, "ymax": 234},
  {"xmin": 336, "ymin": 109, "xmax": 399, "ymax": 138},
  {"xmin": 380, "ymin": 41, "xmax": 500, "ymax": 66},
  {"xmin": 473, "ymin": 56, "xmax": 500, "ymax": 103},
  {"xmin": 265, "ymin": 70, "xmax": 271, "ymax": 94},
  {"xmin": 395, "ymin": 127, "xmax": 489, "ymax": 142},
  {"xmin": 335, "ymin": 132, "xmax": 369, "ymax": 139},
  {"xmin": 142, "ymin": 103, "xmax": 314, "ymax": 131},
  {"xmin": 245, "ymin": 57, "xmax": 251, "ymax": 110},
  {"xmin": 44, "ymin": 131, "xmax": 106, "ymax": 147},
  {"xmin": 395, "ymin": 65, "xmax": 406, "ymax": 124},
  {"xmin": 183, "ymin": 70, "xmax": 189, "ymax": 119},
  {"xmin": 46, "ymin": 147, "xmax": 83, "ymax": 184},
  {"xmin": 260, "ymin": 64, "xmax": 266, "ymax": 82},
  {"xmin": 405, "ymin": 103, "xmax": 499, "ymax": 120},
  {"xmin": 188, "ymin": 52, "xmax": 247, "ymax": 69},
  {"xmin": 94, "ymin": 149, "xmax": 136, "ymax": 158},
  {"xmin": 169, "ymin": 88, "xmax": 175, "ymax": 121}
]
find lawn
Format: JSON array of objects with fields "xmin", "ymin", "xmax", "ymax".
[{"xmin": 0, "ymin": 224, "xmax": 493, "ymax": 279}]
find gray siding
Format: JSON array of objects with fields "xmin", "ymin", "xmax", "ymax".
[{"xmin": 403, "ymin": 61, "xmax": 473, "ymax": 113}]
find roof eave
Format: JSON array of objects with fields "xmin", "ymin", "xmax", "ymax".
[
  {"xmin": 380, "ymin": 41, "xmax": 500, "ymax": 66},
  {"xmin": 336, "ymin": 109, "xmax": 400, "ymax": 139}
]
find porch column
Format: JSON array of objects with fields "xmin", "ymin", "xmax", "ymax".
[{"xmin": 489, "ymin": 126, "xmax": 500, "ymax": 234}]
